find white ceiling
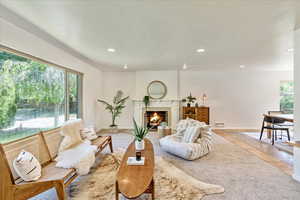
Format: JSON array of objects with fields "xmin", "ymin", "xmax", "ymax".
[{"xmin": 0, "ymin": 0, "xmax": 298, "ymax": 71}]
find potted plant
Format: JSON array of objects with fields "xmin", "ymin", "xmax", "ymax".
[
  {"xmin": 98, "ymin": 90, "xmax": 129, "ymax": 128},
  {"xmin": 132, "ymin": 118, "xmax": 149, "ymax": 151},
  {"xmin": 143, "ymin": 95, "xmax": 150, "ymax": 110},
  {"xmin": 182, "ymin": 93, "xmax": 197, "ymax": 107}
]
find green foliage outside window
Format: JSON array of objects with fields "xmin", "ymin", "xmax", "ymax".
[
  {"xmin": 0, "ymin": 50, "xmax": 82, "ymax": 143},
  {"xmin": 0, "ymin": 56, "xmax": 66, "ymax": 129},
  {"xmin": 280, "ymin": 81, "xmax": 294, "ymax": 114},
  {"xmin": 0, "ymin": 61, "xmax": 17, "ymax": 128}
]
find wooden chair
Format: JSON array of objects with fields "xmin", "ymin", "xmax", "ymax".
[
  {"xmin": 260, "ymin": 115, "xmax": 290, "ymax": 145},
  {"xmin": 0, "ymin": 128, "xmax": 113, "ymax": 200}
]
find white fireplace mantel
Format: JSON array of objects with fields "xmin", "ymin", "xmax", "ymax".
[{"xmin": 132, "ymin": 99, "xmax": 180, "ymax": 129}]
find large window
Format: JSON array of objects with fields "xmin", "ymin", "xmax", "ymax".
[
  {"xmin": 280, "ymin": 81, "xmax": 294, "ymax": 114},
  {"xmin": 0, "ymin": 50, "xmax": 83, "ymax": 143}
]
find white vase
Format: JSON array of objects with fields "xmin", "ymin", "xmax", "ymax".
[{"xmin": 135, "ymin": 140, "xmax": 145, "ymax": 151}]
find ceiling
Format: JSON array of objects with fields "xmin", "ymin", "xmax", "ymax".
[{"xmin": 0, "ymin": 0, "xmax": 298, "ymax": 71}]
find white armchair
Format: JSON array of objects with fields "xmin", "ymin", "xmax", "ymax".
[{"xmin": 159, "ymin": 118, "xmax": 213, "ymax": 160}]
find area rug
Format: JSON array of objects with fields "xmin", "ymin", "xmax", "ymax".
[{"xmin": 68, "ymin": 152, "xmax": 224, "ymax": 200}]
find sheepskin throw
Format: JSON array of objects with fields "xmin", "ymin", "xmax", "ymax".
[
  {"xmin": 13, "ymin": 150, "xmax": 41, "ymax": 181},
  {"xmin": 56, "ymin": 140, "xmax": 97, "ymax": 175},
  {"xmin": 59, "ymin": 119, "xmax": 84, "ymax": 153},
  {"xmin": 68, "ymin": 152, "xmax": 224, "ymax": 199}
]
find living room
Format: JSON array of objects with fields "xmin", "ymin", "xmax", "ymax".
[{"xmin": 1, "ymin": 1, "xmax": 300, "ymax": 200}]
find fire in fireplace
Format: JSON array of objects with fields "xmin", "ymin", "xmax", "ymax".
[{"xmin": 144, "ymin": 111, "xmax": 168, "ymax": 130}]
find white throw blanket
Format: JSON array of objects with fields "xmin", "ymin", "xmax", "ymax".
[{"xmin": 55, "ymin": 140, "xmax": 97, "ymax": 175}]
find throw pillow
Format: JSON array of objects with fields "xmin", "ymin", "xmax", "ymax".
[
  {"xmin": 59, "ymin": 119, "xmax": 83, "ymax": 153},
  {"xmin": 81, "ymin": 127, "xmax": 98, "ymax": 140},
  {"xmin": 176, "ymin": 119, "xmax": 189, "ymax": 135},
  {"xmin": 182, "ymin": 126, "xmax": 201, "ymax": 143},
  {"xmin": 13, "ymin": 150, "xmax": 41, "ymax": 182}
]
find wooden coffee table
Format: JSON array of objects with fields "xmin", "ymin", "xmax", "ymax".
[{"xmin": 116, "ymin": 139, "xmax": 155, "ymax": 199}]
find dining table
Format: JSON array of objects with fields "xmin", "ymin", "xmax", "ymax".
[{"xmin": 263, "ymin": 114, "xmax": 294, "ymax": 139}]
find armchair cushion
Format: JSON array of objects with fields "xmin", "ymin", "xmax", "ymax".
[
  {"xmin": 160, "ymin": 135, "xmax": 194, "ymax": 159},
  {"xmin": 182, "ymin": 126, "xmax": 201, "ymax": 143},
  {"xmin": 160, "ymin": 118, "xmax": 213, "ymax": 160}
]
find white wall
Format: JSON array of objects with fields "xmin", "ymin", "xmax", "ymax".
[
  {"xmin": 180, "ymin": 70, "xmax": 293, "ymax": 128},
  {"xmin": 101, "ymin": 70, "xmax": 293, "ymax": 129},
  {"xmin": 293, "ymin": 29, "xmax": 300, "ymax": 182},
  {"xmin": 135, "ymin": 71, "xmax": 179, "ymax": 100},
  {"xmin": 0, "ymin": 18, "xmax": 104, "ymax": 130},
  {"xmin": 101, "ymin": 72, "xmax": 136, "ymax": 128}
]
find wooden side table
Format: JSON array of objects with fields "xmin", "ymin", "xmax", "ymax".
[{"xmin": 157, "ymin": 126, "xmax": 172, "ymax": 136}]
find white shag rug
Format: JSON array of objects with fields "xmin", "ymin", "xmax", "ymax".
[{"xmin": 68, "ymin": 152, "xmax": 224, "ymax": 200}]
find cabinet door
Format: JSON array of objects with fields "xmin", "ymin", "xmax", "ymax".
[{"xmin": 197, "ymin": 107, "xmax": 209, "ymax": 124}]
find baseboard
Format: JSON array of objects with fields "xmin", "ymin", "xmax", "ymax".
[
  {"xmin": 97, "ymin": 128, "xmax": 133, "ymax": 134},
  {"xmin": 212, "ymin": 128, "xmax": 260, "ymax": 132}
]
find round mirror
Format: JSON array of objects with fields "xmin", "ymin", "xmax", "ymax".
[{"xmin": 147, "ymin": 80, "xmax": 167, "ymax": 99}]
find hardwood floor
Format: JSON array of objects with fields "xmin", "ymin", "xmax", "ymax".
[{"xmin": 213, "ymin": 129, "xmax": 293, "ymax": 176}]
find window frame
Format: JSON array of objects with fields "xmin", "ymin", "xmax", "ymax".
[
  {"xmin": 0, "ymin": 44, "xmax": 84, "ymax": 142},
  {"xmin": 65, "ymin": 70, "xmax": 83, "ymax": 120}
]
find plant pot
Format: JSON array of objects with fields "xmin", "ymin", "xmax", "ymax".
[
  {"xmin": 109, "ymin": 125, "xmax": 118, "ymax": 133},
  {"xmin": 135, "ymin": 140, "xmax": 145, "ymax": 151},
  {"xmin": 187, "ymin": 103, "xmax": 191, "ymax": 107}
]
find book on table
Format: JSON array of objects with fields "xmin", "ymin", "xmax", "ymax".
[{"xmin": 127, "ymin": 157, "xmax": 145, "ymax": 165}]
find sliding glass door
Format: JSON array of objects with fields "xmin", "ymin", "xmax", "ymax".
[{"xmin": 67, "ymin": 72, "xmax": 82, "ymax": 120}]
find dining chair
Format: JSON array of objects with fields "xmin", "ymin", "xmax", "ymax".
[{"xmin": 260, "ymin": 115, "xmax": 291, "ymax": 145}]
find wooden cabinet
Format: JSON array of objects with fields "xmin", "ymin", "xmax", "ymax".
[{"xmin": 182, "ymin": 106, "xmax": 210, "ymax": 125}]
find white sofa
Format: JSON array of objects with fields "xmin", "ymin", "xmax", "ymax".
[{"xmin": 159, "ymin": 118, "xmax": 213, "ymax": 160}]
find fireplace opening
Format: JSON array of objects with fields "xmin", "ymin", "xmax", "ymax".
[{"xmin": 144, "ymin": 111, "xmax": 168, "ymax": 130}]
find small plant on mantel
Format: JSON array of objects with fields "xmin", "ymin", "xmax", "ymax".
[
  {"xmin": 98, "ymin": 90, "xmax": 129, "ymax": 128},
  {"xmin": 143, "ymin": 95, "xmax": 150, "ymax": 111},
  {"xmin": 182, "ymin": 93, "xmax": 197, "ymax": 107},
  {"xmin": 132, "ymin": 118, "xmax": 149, "ymax": 151}
]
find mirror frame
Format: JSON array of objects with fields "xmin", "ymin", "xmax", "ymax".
[{"xmin": 147, "ymin": 80, "xmax": 167, "ymax": 99}]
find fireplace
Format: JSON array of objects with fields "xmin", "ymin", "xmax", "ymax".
[
  {"xmin": 133, "ymin": 100, "xmax": 179, "ymax": 130},
  {"xmin": 144, "ymin": 111, "xmax": 168, "ymax": 130}
]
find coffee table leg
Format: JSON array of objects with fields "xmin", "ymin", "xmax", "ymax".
[
  {"xmin": 115, "ymin": 181, "xmax": 119, "ymax": 200},
  {"xmin": 151, "ymin": 179, "xmax": 155, "ymax": 200}
]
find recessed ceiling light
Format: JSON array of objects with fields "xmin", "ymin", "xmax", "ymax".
[
  {"xmin": 183, "ymin": 64, "xmax": 187, "ymax": 69},
  {"xmin": 124, "ymin": 64, "xmax": 128, "ymax": 69},
  {"xmin": 107, "ymin": 48, "xmax": 116, "ymax": 52},
  {"xmin": 240, "ymin": 65, "xmax": 245, "ymax": 69},
  {"xmin": 196, "ymin": 49, "xmax": 205, "ymax": 53},
  {"xmin": 287, "ymin": 48, "xmax": 294, "ymax": 52}
]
